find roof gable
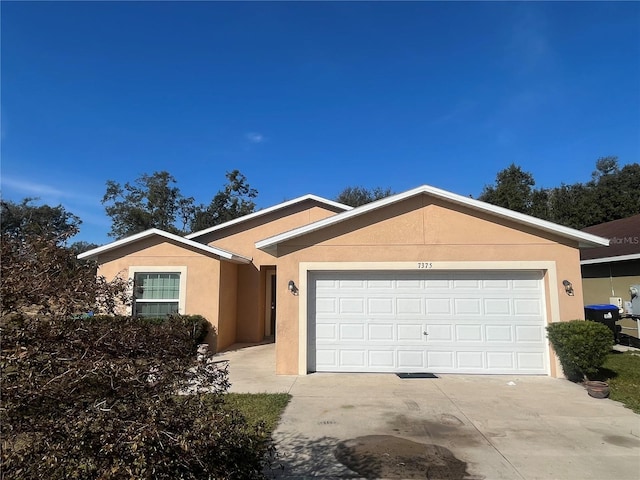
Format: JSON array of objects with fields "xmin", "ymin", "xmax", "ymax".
[
  {"xmin": 77, "ymin": 228, "xmax": 251, "ymax": 263},
  {"xmin": 256, "ymin": 185, "xmax": 610, "ymax": 254},
  {"xmin": 186, "ymin": 194, "xmax": 351, "ymax": 240}
]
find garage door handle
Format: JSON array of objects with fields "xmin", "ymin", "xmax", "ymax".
[{"xmin": 423, "ymin": 331, "xmax": 428, "ymax": 336}]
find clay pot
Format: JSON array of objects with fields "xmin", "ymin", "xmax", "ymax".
[{"xmin": 584, "ymin": 380, "xmax": 610, "ymax": 399}]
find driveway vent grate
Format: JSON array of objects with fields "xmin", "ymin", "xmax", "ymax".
[{"xmin": 396, "ymin": 373, "xmax": 438, "ymax": 379}]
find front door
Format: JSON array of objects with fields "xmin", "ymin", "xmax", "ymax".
[{"xmin": 270, "ymin": 273, "xmax": 277, "ymax": 339}]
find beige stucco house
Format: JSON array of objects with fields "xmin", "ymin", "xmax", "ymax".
[{"xmin": 79, "ymin": 185, "xmax": 609, "ymax": 377}]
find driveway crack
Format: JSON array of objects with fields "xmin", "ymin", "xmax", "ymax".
[{"xmin": 433, "ymin": 381, "xmax": 527, "ymax": 480}]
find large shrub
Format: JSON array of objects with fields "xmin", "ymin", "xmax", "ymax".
[
  {"xmin": 1, "ymin": 314, "xmax": 271, "ymax": 479},
  {"xmin": 0, "ymin": 230, "xmax": 131, "ymax": 317},
  {"xmin": 546, "ymin": 320, "xmax": 614, "ymax": 381}
]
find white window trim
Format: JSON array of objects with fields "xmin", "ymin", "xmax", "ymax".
[
  {"xmin": 297, "ymin": 261, "xmax": 558, "ymax": 375},
  {"xmin": 129, "ymin": 266, "xmax": 188, "ymax": 315}
]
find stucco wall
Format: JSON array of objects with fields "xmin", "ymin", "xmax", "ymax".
[
  {"xmin": 217, "ymin": 260, "xmax": 238, "ymax": 350},
  {"xmin": 269, "ymin": 197, "xmax": 585, "ymax": 375},
  {"xmin": 95, "ymin": 237, "xmax": 225, "ymax": 350},
  {"xmin": 197, "ymin": 201, "xmax": 344, "ymax": 343}
]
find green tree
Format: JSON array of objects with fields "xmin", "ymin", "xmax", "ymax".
[
  {"xmin": 544, "ymin": 158, "xmax": 639, "ymax": 229},
  {"xmin": 544, "ymin": 183, "xmax": 594, "ymax": 229},
  {"xmin": 69, "ymin": 241, "xmax": 100, "ymax": 254},
  {"xmin": 480, "ymin": 158, "xmax": 639, "ymax": 229},
  {"xmin": 335, "ymin": 186, "xmax": 394, "ymax": 207},
  {"xmin": 1, "ymin": 198, "xmax": 81, "ymax": 241},
  {"xmin": 102, "ymin": 171, "xmax": 195, "ymax": 239},
  {"xmin": 478, "ymin": 164, "xmax": 536, "ymax": 213},
  {"xmin": 585, "ymin": 158, "xmax": 640, "ymax": 227},
  {"xmin": 190, "ymin": 170, "xmax": 258, "ymax": 233}
]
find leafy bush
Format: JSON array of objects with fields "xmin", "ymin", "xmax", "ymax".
[
  {"xmin": 546, "ymin": 320, "xmax": 614, "ymax": 381},
  {"xmin": 1, "ymin": 314, "xmax": 272, "ymax": 479}
]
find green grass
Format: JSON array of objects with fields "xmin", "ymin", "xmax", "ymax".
[
  {"xmin": 223, "ymin": 393, "xmax": 291, "ymax": 433},
  {"xmin": 600, "ymin": 351, "xmax": 640, "ymax": 414}
]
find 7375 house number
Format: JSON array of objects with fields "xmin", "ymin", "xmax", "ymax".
[{"xmin": 417, "ymin": 262, "xmax": 433, "ymax": 269}]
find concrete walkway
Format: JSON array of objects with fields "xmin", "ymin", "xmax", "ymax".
[{"xmin": 215, "ymin": 343, "xmax": 640, "ymax": 480}]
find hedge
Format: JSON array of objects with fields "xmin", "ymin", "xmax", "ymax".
[{"xmin": 1, "ymin": 313, "xmax": 272, "ymax": 479}]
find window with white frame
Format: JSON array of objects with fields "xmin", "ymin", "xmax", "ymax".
[{"xmin": 133, "ymin": 272, "xmax": 181, "ymax": 318}]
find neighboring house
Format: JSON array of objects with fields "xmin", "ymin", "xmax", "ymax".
[
  {"xmin": 79, "ymin": 185, "xmax": 608, "ymax": 377},
  {"xmin": 580, "ymin": 214, "xmax": 640, "ymax": 307}
]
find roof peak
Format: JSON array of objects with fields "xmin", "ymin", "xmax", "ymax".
[{"xmin": 185, "ymin": 194, "xmax": 351, "ymax": 240}]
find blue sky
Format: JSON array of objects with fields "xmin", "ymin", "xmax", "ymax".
[{"xmin": 2, "ymin": 1, "xmax": 639, "ymax": 245}]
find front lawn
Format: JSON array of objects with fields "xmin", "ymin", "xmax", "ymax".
[
  {"xmin": 224, "ymin": 392, "xmax": 291, "ymax": 433},
  {"xmin": 601, "ymin": 351, "xmax": 640, "ymax": 414}
]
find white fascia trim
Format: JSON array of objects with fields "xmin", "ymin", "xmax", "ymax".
[
  {"xmin": 185, "ymin": 194, "xmax": 352, "ymax": 240},
  {"xmin": 256, "ymin": 185, "xmax": 610, "ymax": 253},
  {"xmin": 77, "ymin": 228, "xmax": 251, "ymax": 264},
  {"xmin": 580, "ymin": 253, "xmax": 640, "ymax": 265}
]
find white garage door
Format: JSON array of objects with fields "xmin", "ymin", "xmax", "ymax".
[{"xmin": 308, "ymin": 270, "xmax": 548, "ymax": 374}]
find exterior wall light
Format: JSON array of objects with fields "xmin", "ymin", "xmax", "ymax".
[
  {"xmin": 288, "ymin": 280, "xmax": 299, "ymax": 296},
  {"xmin": 563, "ymin": 280, "xmax": 574, "ymax": 296}
]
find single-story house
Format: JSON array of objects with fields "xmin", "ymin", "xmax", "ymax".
[
  {"xmin": 79, "ymin": 185, "xmax": 609, "ymax": 377},
  {"xmin": 580, "ymin": 214, "xmax": 640, "ymax": 310}
]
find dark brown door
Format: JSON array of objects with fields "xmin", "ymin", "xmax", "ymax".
[{"xmin": 270, "ymin": 274, "xmax": 276, "ymax": 339}]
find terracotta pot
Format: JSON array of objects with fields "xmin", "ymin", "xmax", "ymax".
[{"xmin": 584, "ymin": 380, "xmax": 610, "ymax": 399}]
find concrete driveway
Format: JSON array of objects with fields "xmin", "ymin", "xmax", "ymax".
[{"xmin": 215, "ymin": 343, "xmax": 640, "ymax": 480}]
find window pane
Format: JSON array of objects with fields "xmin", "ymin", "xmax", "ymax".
[
  {"xmin": 135, "ymin": 273, "xmax": 180, "ymax": 300},
  {"xmin": 135, "ymin": 302, "xmax": 179, "ymax": 317}
]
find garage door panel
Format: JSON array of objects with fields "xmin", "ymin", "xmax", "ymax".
[
  {"xmin": 426, "ymin": 298, "xmax": 452, "ymax": 314},
  {"xmin": 369, "ymin": 323, "xmax": 394, "ymax": 341},
  {"xmin": 453, "ymin": 278, "xmax": 481, "ymax": 289},
  {"xmin": 339, "ymin": 324, "xmax": 365, "ymax": 341},
  {"xmin": 427, "ymin": 351, "xmax": 455, "ymax": 368},
  {"xmin": 397, "ymin": 324, "xmax": 424, "ymax": 341},
  {"xmin": 483, "ymin": 279, "xmax": 510, "ymax": 289},
  {"xmin": 487, "ymin": 352, "xmax": 515, "ymax": 369},
  {"xmin": 514, "ymin": 299, "xmax": 542, "ymax": 315},
  {"xmin": 316, "ymin": 349, "xmax": 337, "ymax": 368},
  {"xmin": 517, "ymin": 352, "xmax": 546, "ymax": 370},
  {"xmin": 368, "ymin": 279, "xmax": 393, "ymax": 289},
  {"xmin": 515, "ymin": 325, "xmax": 545, "ymax": 343},
  {"xmin": 426, "ymin": 324, "xmax": 453, "ymax": 341},
  {"xmin": 424, "ymin": 278, "xmax": 450, "ymax": 289},
  {"xmin": 454, "ymin": 298, "xmax": 482, "ymax": 315},
  {"xmin": 398, "ymin": 350, "xmax": 425, "ymax": 368},
  {"xmin": 484, "ymin": 298, "xmax": 511, "ymax": 315},
  {"xmin": 316, "ymin": 323, "xmax": 337, "ymax": 341},
  {"xmin": 456, "ymin": 324, "xmax": 483, "ymax": 341},
  {"xmin": 513, "ymin": 278, "xmax": 540, "ymax": 289},
  {"xmin": 316, "ymin": 279, "xmax": 338, "ymax": 289},
  {"xmin": 485, "ymin": 325, "xmax": 513, "ymax": 342},
  {"xmin": 340, "ymin": 350, "xmax": 366, "ymax": 368},
  {"xmin": 339, "ymin": 298, "xmax": 365, "ymax": 314},
  {"xmin": 457, "ymin": 351, "xmax": 484, "ymax": 369},
  {"xmin": 369, "ymin": 350, "xmax": 394, "ymax": 367},
  {"xmin": 316, "ymin": 298, "xmax": 337, "ymax": 313},
  {"xmin": 369, "ymin": 297, "xmax": 394, "ymax": 314},
  {"xmin": 397, "ymin": 297, "xmax": 423, "ymax": 314},
  {"xmin": 310, "ymin": 270, "xmax": 548, "ymax": 374},
  {"xmin": 339, "ymin": 279, "xmax": 365, "ymax": 289},
  {"xmin": 397, "ymin": 279, "xmax": 422, "ymax": 289}
]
